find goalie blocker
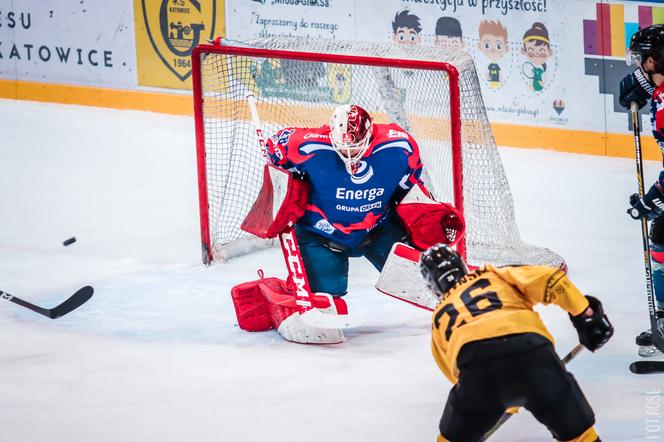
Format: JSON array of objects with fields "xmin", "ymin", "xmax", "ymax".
[
  {"xmin": 232, "ymin": 164, "xmax": 465, "ymax": 343},
  {"xmin": 376, "ymin": 185, "xmax": 465, "ymax": 311}
]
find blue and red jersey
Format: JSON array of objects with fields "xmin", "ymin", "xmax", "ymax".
[
  {"xmin": 650, "ymin": 83, "xmax": 664, "ymax": 152},
  {"xmin": 650, "ymin": 84, "xmax": 664, "ymax": 185},
  {"xmin": 266, "ymin": 123, "xmax": 424, "ymax": 247}
]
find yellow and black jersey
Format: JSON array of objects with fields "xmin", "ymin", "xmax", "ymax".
[{"xmin": 431, "ymin": 265, "xmax": 589, "ymax": 384}]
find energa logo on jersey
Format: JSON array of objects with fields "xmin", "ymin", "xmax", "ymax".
[
  {"xmin": 335, "ymin": 187, "xmax": 384, "ymax": 201},
  {"xmin": 141, "ymin": 0, "xmax": 218, "ymax": 81}
]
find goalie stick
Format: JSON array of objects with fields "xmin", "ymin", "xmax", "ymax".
[
  {"xmin": 1, "ymin": 285, "xmax": 93, "ymax": 319},
  {"xmin": 245, "ymin": 93, "xmax": 362, "ymax": 330},
  {"xmin": 630, "ymin": 101, "xmax": 664, "ymax": 353},
  {"xmin": 480, "ymin": 344, "xmax": 585, "ymax": 441}
]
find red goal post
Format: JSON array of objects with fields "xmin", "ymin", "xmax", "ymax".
[{"xmin": 191, "ymin": 37, "xmax": 564, "ymax": 269}]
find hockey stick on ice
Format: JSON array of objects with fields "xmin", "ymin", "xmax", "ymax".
[
  {"xmin": 245, "ymin": 94, "xmax": 362, "ymax": 330},
  {"xmin": 480, "ymin": 344, "xmax": 584, "ymax": 441},
  {"xmin": 630, "ymin": 360, "xmax": 664, "ymax": 374},
  {"xmin": 628, "ymin": 101, "xmax": 664, "ymax": 353},
  {"xmin": 1, "ymin": 286, "xmax": 93, "ymax": 319}
]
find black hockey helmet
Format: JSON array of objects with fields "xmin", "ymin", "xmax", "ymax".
[
  {"xmin": 628, "ymin": 24, "xmax": 664, "ymax": 72},
  {"xmin": 420, "ymin": 244, "xmax": 468, "ymax": 298}
]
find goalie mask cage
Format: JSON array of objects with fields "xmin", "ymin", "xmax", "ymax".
[{"xmin": 192, "ymin": 37, "xmax": 565, "ymax": 269}]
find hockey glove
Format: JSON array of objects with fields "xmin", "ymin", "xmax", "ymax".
[
  {"xmin": 628, "ymin": 183, "xmax": 664, "ymax": 220},
  {"xmin": 570, "ymin": 295, "xmax": 614, "ymax": 352},
  {"xmin": 619, "ymin": 67, "xmax": 655, "ymax": 109}
]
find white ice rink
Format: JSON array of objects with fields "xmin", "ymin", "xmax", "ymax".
[{"xmin": 0, "ymin": 98, "xmax": 662, "ymax": 441}]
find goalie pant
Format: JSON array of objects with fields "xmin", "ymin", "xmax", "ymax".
[{"xmin": 296, "ymin": 218, "xmax": 408, "ymax": 296}]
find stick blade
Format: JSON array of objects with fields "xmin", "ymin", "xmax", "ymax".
[
  {"xmin": 49, "ymin": 286, "xmax": 94, "ymax": 319},
  {"xmin": 630, "ymin": 361, "xmax": 664, "ymax": 374}
]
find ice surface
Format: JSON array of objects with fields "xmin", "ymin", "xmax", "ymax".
[{"xmin": 0, "ymin": 99, "xmax": 661, "ymax": 441}]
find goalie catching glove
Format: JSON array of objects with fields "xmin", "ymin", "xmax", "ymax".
[{"xmin": 395, "ymin": 184, "xmax": 465, "ymax": 250}]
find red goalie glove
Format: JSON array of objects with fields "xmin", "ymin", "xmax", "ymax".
[{"xmin": 395, "ymin": 184, "xmax": 465, "ymax": 251}]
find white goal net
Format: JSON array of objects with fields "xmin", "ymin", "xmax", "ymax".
[{"xmin": 192, "ymin": 36, "xmax": 565, "ymax": 269}]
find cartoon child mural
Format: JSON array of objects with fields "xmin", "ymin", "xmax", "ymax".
[
  {"xmin": 328, "ymin": 64, "xmax": 351, "ymax": 104},
  {"xmin": 392, "ymin": 10, "xmax": 422, "ymax": 45},
  {"xmin": 521, "ymin": 22, "xmax": 554, "ymax": 92},
  {"xmin": 477, "ymin": 20, "xmax": 509, "ymax": 89},
  {"xmin": 434, "ymin": 16, "xmax": 464, "ymax": 50}
]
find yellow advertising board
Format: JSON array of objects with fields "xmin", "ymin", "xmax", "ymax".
[{"xmin": 134, "ymin": 0, "xmax": 225, "ymax": 90}]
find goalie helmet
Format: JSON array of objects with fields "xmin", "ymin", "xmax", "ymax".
[
  {"xmin": 329, "ymin": 104, "xmax": 373, "ymax": 174},
  {"xmin": 627, "ymin": 24, "xmax": 664, "ymax": 73},
  {"xmin": 420, "ymin": 244, "xmax": 468, "ymax": 298}
]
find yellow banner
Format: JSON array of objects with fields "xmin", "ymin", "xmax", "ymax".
[{"xmin": 134, "ymin": 0, "xmax": 225, "ymax": 90}]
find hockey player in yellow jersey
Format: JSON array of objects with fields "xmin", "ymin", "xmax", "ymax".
[{"xmin": 420, "ymin": 244, "xmax": 613, "ymax": 442}]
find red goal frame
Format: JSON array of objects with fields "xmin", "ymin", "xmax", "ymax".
[{"xmin": 191, "ymin": 41, "xmax": 465, "ymax": 264}]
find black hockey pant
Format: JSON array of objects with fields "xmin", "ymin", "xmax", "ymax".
[{"xmin": 439, "ymin": 334, "xmax": 597, "ymax": 442}]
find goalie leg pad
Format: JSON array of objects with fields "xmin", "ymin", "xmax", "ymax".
[
  {"xmin": 375, "ymin": 242, "xmax": 440, "ymax": 311},
  {"xmin": 330, "ymin": 296, "xmax": 348, "ymax": 315},
  {"xmin": 230, "ymin": 278, "xmax": 274, "ymax": 332},
  {"xmin": 277, "ymin": 313, "xmax": 345, "ymax": 345},
  {"xmin": 258, "ymin": 278, "xmax": 344, "ymax": 344},
  {"xmin": 258, "ymin": 277, "xmax": 302, "ymax": 328}
]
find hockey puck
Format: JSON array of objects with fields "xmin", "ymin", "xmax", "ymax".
[{"xmin": 62, "ymin": 237, "xmax": 77, "ymax": 246}]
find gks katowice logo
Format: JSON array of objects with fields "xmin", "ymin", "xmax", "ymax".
[{"xmin": 141, "ymin": 0, "xmax": 217, "ymax": 81}]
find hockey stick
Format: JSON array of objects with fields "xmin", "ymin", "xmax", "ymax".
[
  {"xmin": 629, "ymin": 101, "xmax": 664, "ymax": 353},
  {"xmin": 630, "ymin": 360, "xmax": 664, "ymax": 374},
  {"xmin": 245, "ymin": 94, "xmax": 362, "ymax": 330},
  {"xmin": 1, "ymin": 286, "xmax": 93, "ymax": 319},
  {"xmin": 480, "ymin": 343, "xmax": 584, "ymax": 441}
]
